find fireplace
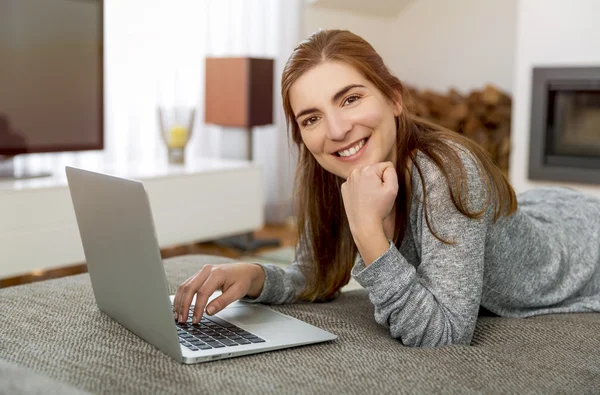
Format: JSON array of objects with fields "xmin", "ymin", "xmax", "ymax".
[{"xmin": 529, "ymin": 67, "xmax": 600, "ymax": 185}]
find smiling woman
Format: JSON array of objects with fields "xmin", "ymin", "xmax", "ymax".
[
  {"xmin": 279, "ymin": 29, "xmax": 519, "ymax": 302},
  {"xmin": 173, "ymin": 29, "xmax": 600, "ymax": 348}
]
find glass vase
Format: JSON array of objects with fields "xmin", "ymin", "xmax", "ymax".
[{"xmin": 157, "ymin": 106, "xmax": 196, "ymax": 164}]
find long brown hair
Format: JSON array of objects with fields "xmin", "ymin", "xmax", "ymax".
[{"xmin": 281, "ymin": 29, "xmax": 517, "ymax": 302}]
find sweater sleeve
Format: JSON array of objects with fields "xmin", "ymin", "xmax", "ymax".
[
  {"xmin": 351, "ymin": 151, "xmax": 491, "ymax": 347},
  {"xmin": 241, "ymin": 261, "xmax": 306, "ymax": 305}
]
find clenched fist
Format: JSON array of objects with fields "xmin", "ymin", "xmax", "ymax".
[{"xmin": 341, "ymin": 162, "xmax": 399, "ymax": 264}]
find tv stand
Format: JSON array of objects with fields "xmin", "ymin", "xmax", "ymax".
[{"xmin": 0, "ymin": 156, "xmax": 52, "ymax": 180}]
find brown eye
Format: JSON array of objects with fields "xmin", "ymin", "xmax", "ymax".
[
  {"xmin": 343, "ymin": 95, "xmax": 361, "ymax": 106},
  {"xmin": 303, "ymin": 116, "xmax": 319, "ymax": 126}
]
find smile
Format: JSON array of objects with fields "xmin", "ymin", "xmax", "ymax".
[{"xmin": 335, "ymin": 138, "xmax": 368, "ymax": 159}]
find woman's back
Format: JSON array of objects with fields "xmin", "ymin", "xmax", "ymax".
[{"xmin": 481, "ymin": 186, "xmax": 600, "ymax": 317}]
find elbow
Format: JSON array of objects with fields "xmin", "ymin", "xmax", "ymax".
[
  {"xmin": 390, "ymin": 327, "xmax": 473, "ymax": 348},
  {"xmin": 386, "ymin": 316, "xmax": 475, "ymax": 348},
  {"xmin": 398, "ymin": 334, "xmax": 472, "ymax": 348}
]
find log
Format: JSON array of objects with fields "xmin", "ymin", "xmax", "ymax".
[{"xmin": 403, "ymin": 84, "xmax": 512, "ymax": 175}]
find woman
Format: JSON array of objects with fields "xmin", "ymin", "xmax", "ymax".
[{"xmin": 173, "ymin": 29, "xmax": 600, "ymax": 347}]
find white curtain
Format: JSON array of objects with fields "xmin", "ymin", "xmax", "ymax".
[{"xmin": 15, "ymin": 0, "xmax": 302, "ymax": 224}]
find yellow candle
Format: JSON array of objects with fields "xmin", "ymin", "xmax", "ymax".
[{"xmin": 168, "ymin": 125, "xmax": 188, "ymax": 148}]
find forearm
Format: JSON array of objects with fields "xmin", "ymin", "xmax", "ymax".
[
  {"xmin": 352, "ymin": 245, "xmax": 480, "ymax": 347},
  {"xmin": 352, "ymin": 224, "xmax": 390, "ymax": 266}
]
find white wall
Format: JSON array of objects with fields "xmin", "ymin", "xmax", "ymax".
[
  {"xmin": 387, "ymin": 0, "xmax": 517, "ymax": 94},
  {"xmin": 303, "ymin": 0, "xmax": 517, "ymax": 94},
  {"xmin": 303, "ymin": 6, "xmax": 394, "ymax": 67},
  {"xmin": 509, "ymin": 0, "xmax": 600, "ymax": 196}
]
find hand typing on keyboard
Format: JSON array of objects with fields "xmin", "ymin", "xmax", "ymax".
[
  {"xmin": 175, "ymin": 314, "xmax": 266, "ymax": 351},
  {"xmin": 172, "ymin": 262, "xmax": 266, "ymax": 324}
]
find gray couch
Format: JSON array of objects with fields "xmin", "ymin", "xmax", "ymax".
[{"xmin": 1, "ymin": 255, "xmax": 599, "ymax": 395}]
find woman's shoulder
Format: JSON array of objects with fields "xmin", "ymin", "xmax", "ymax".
[{"xmin": 411, "ymin": 141, "xmax": 483, "ymax": 190}]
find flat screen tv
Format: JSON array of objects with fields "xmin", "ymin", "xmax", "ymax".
[{"xmin": 0, "ymin": 0, "xmax": 103, "ymax": 164}]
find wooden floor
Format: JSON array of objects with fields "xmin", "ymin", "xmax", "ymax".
[{"xmin": 0, "ymin": 224, "xmax": 297, "ymax": 289}]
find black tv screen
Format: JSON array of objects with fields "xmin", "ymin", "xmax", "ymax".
[{"xmin": 0, "ymin": 0, "xmax": 103, "ymax": 156}]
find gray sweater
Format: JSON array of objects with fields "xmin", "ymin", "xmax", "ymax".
[{"xmin": 247, "ymin": 149, "xmax": 600, "ymax": 347}]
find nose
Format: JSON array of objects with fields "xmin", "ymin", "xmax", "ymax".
[{"xmin": 325, "ymin": 112, "xmax": 351, "ymax": 141}]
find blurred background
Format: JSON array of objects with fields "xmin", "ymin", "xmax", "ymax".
[{"xmin": 1, "ymin": 0, "xmax": 599, "ymax": 287}]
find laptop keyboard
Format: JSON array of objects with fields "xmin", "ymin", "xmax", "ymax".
[{"xmin": 174, "ymin": 305, "xmax": 265, "ymax": 351}]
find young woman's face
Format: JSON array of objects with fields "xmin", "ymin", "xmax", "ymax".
[{"xmin": 289, "ymin": 61, "xmax": 401, "ymax": 179}]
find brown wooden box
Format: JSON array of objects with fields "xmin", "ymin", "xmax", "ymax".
[{"xmin": 204, "ymin": 57, "xmax": 274, "ymax": 127}]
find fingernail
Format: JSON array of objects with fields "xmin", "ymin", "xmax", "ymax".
[
  {"xmin": 206, "ymin": 306, "xmax": 215, "ymax": 315},
  {"xmin": 173, "ymin": 313, "xmax": 177, "ymax": 320},
  {"xmin": 178, "ymin": 314, "xmax": 183, "ymax": 322}
]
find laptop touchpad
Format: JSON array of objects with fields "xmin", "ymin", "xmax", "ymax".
[{"xmin": 218, "ymin": 305, "xmax": 290, "ymax": 326}]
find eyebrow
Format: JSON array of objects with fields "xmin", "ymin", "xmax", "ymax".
[{"xmin": 294, "ymin": 84, "xmax": 366, "ymax": 121}]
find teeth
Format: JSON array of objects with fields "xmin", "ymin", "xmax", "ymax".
[{"xmin": 338, "ymin": 139, "xmax": 365, "ymax": 157}]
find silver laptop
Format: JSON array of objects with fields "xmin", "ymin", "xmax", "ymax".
[{"xmin": 65, "ymin": 166, "xmax": 336, "ymax": 364}]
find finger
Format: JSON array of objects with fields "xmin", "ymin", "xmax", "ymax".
[
  {"xmin": 174, "ymin": 273, "xmax": 200, "ymax": 316},
  {"xmin": 173, "ymin": 278, "xmax": 193, "ymax": 319},
  {"xmin": 176, "ymin": 266, "xmax": 211, "ymax": 323},
  {"xmin": 382, "ymin": 166, "xmax": 399, "ymax": 191},
  {"xmin": 191, "ymin": 269, "xmax": 226, "ymax": 323},
  {"xmin": 372, "ymin": 161, "xmax": 394, "ymax": 178},
  {"xmin": 206, "ymin": 283, "xmax": 246, "ymax": 316}
]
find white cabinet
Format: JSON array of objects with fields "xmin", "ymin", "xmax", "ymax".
[{"xmin": 0, "ymin": 157, "xmax": 263, "ymax": 279}]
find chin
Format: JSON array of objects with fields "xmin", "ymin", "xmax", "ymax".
[
  {"xmin": 320, "ymin": 155, "xmax": 376, "ymax": 180},
  {"xmin": 320, "ymin": 165, "xmax": 347, "ymax": 180},
  {"xmin": 326, "ymin": 168, "xmax": 347, "ymax": 180},
  {"xmin": 335, "ymin": 166, "xmax": 359, "ymax": 180}
]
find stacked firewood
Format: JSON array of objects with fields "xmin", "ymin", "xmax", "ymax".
[{"xmin": 404, "ymin": 84, "xmax": 512, "ymax": 175}]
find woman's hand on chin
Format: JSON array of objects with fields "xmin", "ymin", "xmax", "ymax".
[{"xmin": 341, "ymin": 161, "xmax": 398, "ymax": 265}]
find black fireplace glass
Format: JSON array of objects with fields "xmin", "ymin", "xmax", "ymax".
[
  {"xmin": 548, "ymin": 90, "xmax": 600, "ymax": 159},
  {"xmin": 529, "ymin": 67, "xmax": 600, "ymax": 185}
]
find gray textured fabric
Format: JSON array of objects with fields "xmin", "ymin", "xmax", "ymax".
[
  {"xmin": 1, "ymin": 255, "xmax": 600, "ymax": 395},
  {"xmin": 0, "ymin": 358, "xmax": 90, "ymax": 395},
  {"xmin": 250, "ymin": 149, "xmax": 600, "ymax": 347}
]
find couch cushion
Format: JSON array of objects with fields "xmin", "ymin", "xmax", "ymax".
[
  {"xmin": 0, "ymin": 254, "xmax": 599, "ymax": 395},
  {"xmin": 0, "ymin": 358, "xmax": 90, "ymax": 395}
]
